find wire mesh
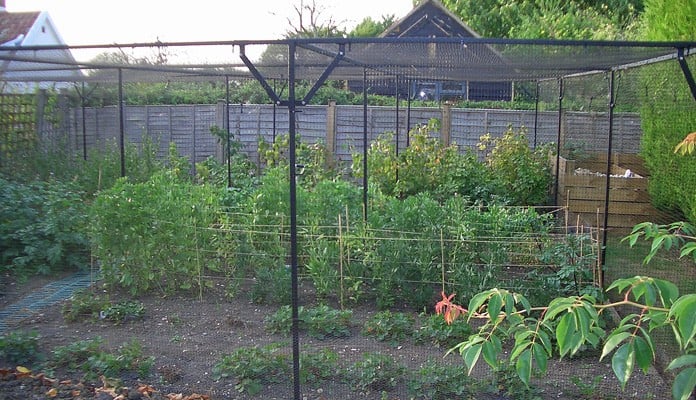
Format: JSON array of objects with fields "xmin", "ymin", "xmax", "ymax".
[{"xmin": 0, "ymin": 38, "xmax": 694, "ymax": 400}]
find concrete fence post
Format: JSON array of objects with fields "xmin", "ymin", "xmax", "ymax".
[{"xmin": 326, "ymin": 100, "xmax": 337, "ymax": 166}]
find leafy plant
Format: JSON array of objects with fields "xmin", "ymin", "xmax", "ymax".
[
  {"xmin": 478, "ymin": 125, "xmax": 554, "ymax": 206},
  {"xmin": 299, "ymin": 348, "xmax": 341, "ymax": 385},
  {"xmin": 90, "ymin": 171, "xmax": 222, "ymax": 295},
  {"xmin": 265, "ymin": 304, "xmax": 352, "ymax": 339},
  {"xmin": 61, "ymin": 289, "xmax": 111, "ymax": 322},
  {"xmin": 407, "ymin": 359, "xmax": 476, "ymax": 400},
  {"xmin": 0, "ymin": 178, "xmax": 89, "ymax": 280},
  {"xmin": 99, "ymin": 300, "xmax": 145, "ymax": 323},
  {"xmin": 346, "ymin": 352, "xmax": 406, "ymax": 393},
  {"xmin": 250, "ymin": 264, "xmax": 291, "ymax": 305},
  {"xmin": 362, "ymin": 310, "xmax": 414, "ymax": 345},
  {"xmin": 212, "ymin": 343, "xmax": 290, "ymax": 395},
  {"xmin": 0, "ymin": 330, "xmax": 44, "ymax": 367},
  {"xmin": 414, "ymin": 312, "xmax": 472, "ymax": 349}
]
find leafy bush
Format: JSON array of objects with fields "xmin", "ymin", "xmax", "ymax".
[
  {"xmin": 89, "ymin": 171, "xmax": 223, "ymax": 295},
  {"xmin": 0, "ymin": 178, "xmax": 89, "ymax": 279},
  {"xmin": 299, "ymin": 349, "xmax": 341, "ymax": 385},
  {"xmin": 61, "ymin": 289, "xmax": 111, "ymax": 322},
  {"xmin": 479, "ymin": 126, "xmax": 554, "ymax": 206},
  {"xmin": 250, "ymin": 265, "xmax": 291, "ymax": 305}
]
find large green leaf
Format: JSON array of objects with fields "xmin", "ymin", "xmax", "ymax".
[
  {"xmin": 669, "ymin": 294, "xmax": 696, "ymax": 350},
  {"xmin": 672, "ymin": 367, "xmax": 696, "ymax": 400},
  {"xmin": 611, "ymin": 343, "xmax": 635, "ymax": 390},
  {"xmin": 516, "ymin": 348, "xmax": 532, "ymax": 386},
  {"xmin": 601, "ymin": 331, "xmax": 631, "ymax": 361}
]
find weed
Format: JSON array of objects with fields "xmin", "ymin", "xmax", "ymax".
[{"xmin": 265, "ymin": 304, "xmax": 352, "ymax": 339}]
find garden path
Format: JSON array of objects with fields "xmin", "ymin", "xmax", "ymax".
[{"xmin": 0, "ymin": 271, "xmax": 92, "ymax": 334}]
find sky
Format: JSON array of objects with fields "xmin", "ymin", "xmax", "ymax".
[{"xmin": 8, "ymin": 0, "xmax": 415, "ymax": 62}]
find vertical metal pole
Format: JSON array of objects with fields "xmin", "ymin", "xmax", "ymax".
[
  {"xmin": 273, "ymin": 79, "xmax": 278, "ymax": 143},
  {"xmin": 406, "ymin": 78, "xmax": 412, "ymax": 147},
  {"xmin": 118, "ymin": 68, "xmax": 125, "ymax": 178},
  {"xmin": 395, "ymin": 75, "xmax": 400, "ymax": 185},
  {"xmin": 363, "ymin": 68, "xmax": 368, "ymax": 223},
  {"xmin": 287, "ymin": 42, "xmax": 301, "ymax": 400},
  {"xmin": 553, "ymin": 78, "xmax": 564, "ymax": 205},
  {"xmin": 226, "ymin": 76, "xmax": 231, "ymax": 188},
  {"xmin": 600, "ymin": 70, "xmax": 616, "ymax": 284},
  {"xmin": 81, "ymin": 82, "xmax": 88, "ymax": 160},
  {"xmin": 533, "ymin": 81, "xmax": 540, "ymax": 148}
]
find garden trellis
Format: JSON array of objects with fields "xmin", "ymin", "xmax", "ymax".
[{"xmin": 1, "ymin": 36, "xmax": 695, "ymax": 400}]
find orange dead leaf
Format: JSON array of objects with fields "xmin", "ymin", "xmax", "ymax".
[
  {"xmin": 166, "ymin": 394, "xmax": 184, "ymax": 400},
  {"xmin": 46, "ymin": 387, "xmax": 58, "ymax": 397},
  {"xmin": 675, "ymin": 131, "xmax": 696, "ymax": 155},
  {"xmin": 435, "ymin": 291, "xmax": 467, "ymax": 324}
]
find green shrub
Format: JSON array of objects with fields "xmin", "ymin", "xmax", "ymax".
[
  {"xmin": 89, "ymin": 171, "xmax": 223, "ymax": 295},
  {"xmin": 299, "ymin": 349, "xmax": 341, "ymax": 385},
  {"xmin": 250, "ymin": 265, "xmax": 291, "ymax": 305},
  {"xmin": 61, "ymin": 289, "xmax": 111, "ymax": 322},
  {"xmin": 0, "ymin": 178, "xmax": 89, "ymax": 279},
  {"xmin": 479, "ymin": 126, "xmax": 554, "ymax": 206}
]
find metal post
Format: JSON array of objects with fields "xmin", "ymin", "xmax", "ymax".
[
  {"xmin": 406, "ymin": 78, "xmax": 412, "ymax": 147},
  {"xmin": 395, "ymin": 75, "xmax": 400, "ymax": 185},
  {"xmin": 600, "ymin": 70, "xmax": 616, "ymax": 284},
  {"xmin": 533, "ymin": 81, "xmax": 540, "ymax": 148},
  {"xmin": 226, "ymin": 76, "xmax": 231, "ymax": 188},
  {"xmin": 363, "ymin": 68, "xmax": 368, "ymax": 223},
  {"xmin": 287, "ymin": 42, "xmax": 301, "ymax": 400},
  {"xmin": 553, "ymin": 78, "xmax": 564, "ymax": 205}
]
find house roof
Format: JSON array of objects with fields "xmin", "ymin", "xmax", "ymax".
[
  {"xmin": 0, "ymin": 11, "xmax": 40, "ymax": 45},
  {"xmin": 381, "ymin": 0, "xmax": 480, "ymax": 39}
]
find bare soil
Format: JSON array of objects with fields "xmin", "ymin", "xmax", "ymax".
[{"xmin": 0, "ymin": 273, "xmax": 673, "ymax": 400}]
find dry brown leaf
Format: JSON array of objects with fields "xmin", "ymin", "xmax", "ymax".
[
  {"xmin": 166, "ymin": 394, "xmax": 184, "ymax": 400},
  {"xmin": 71, "ymin": 389, "xmax": 81, "ymax": 397},
  {"xmin": 46, "ymin": 387, "xmax": 58, "ymax": 397}
]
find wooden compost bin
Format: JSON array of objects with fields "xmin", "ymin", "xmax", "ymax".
[{"xmin": 556, "ymin": 153, "xmax": 666, "ymax": 230}]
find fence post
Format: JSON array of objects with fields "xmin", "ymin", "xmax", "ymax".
[
  {"xmin": 326, "ymin": 100, "xmax": 337, "ymax": 166},
  {"xmin": 441, "ymin": 102, "xmax": 452, "ymax": 146}
]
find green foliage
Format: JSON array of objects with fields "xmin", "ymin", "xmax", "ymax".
[
  {"xmin": 346, "ymin": 352, "xmax": 406, "ymax": 393},
  {"xmin": 81, "ymin": 339, "xmax": 153, "ymax": 381},
  {"xmin": 414, "ymin": 313, "xmax": 473, "ymax": 349},
  {"xmin": 61, "ymin": 289, "xmax": 111, "ymax": 322},
  {"xmin": 212, "ymin": 343, "xmax": 290, "ymax": 395},
  {"xmin": 47, "ymin": 337, "xmax": 104, "ymax": 373},
  {"xmin": 479, "ymin": 126, "xmax": 554, "ymax": 206},
  {"xmin": 640, "ymin": 0, "xmax": 696, "ymax": 40},
  {"xmin": 441, "ymin": 0, "xmax": 641, "ymax": 39},
  {"xmin": 362, "ymin": 310, "xmax": 414, "ymax": 345},
  {"xmin": 0, "ymin": 178, "xmax": 89, "ymax": 280},
  {"xmin": 0, "ymin": 330, "xmax": 43, "ymax": 367},
  {"xmin": 442, "ymin": 273, "xmax": 696, "ymax": 400},
  {"xmin": 265, "ymin": 304, "xmax": 353, "ymax": 339},
  {"xmin": 407, "ymin": 360, "xmax": 476, "ymax": 400},
  {"xmin": 299, "ymin": 349, "xmax": 341, "ymax": 385},
  {"xmin": 250, "ymin": 265, "xmax": 291, "ymax": 305},
  {"xmin": 99, "ymin": 300, "xmax": 145, "ymax": 323},
  {"xmin": 623, "ymin": 221, "xmax": 696, "ymax": 264},
  {"xmin": 89, "ymin": 171, "xmax": 223, "ymax": 295},
  {"xmin": 528, "ymin": 233, "xmax": 601, "ymax": 302}
]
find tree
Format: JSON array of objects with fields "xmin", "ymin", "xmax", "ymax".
[
  {"xmin": 436, "ymin": 136, "xmax": 696, "ymax": 400},
  {"xmin": 439, "ymin": 0, "xmax": 641, "ymax": 39},
  {"xmin": 348, "ymin": 15, "xmax": 396, "ymax": 38}
]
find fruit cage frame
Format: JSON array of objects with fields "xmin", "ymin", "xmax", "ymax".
[{"xmin": 1, "ymin": 37, "xmax": 695, "ymax": 399}]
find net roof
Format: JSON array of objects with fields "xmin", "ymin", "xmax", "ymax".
[{"xmin": 0, "ymin": 37, "xmax": 694, "ymax": 84}]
